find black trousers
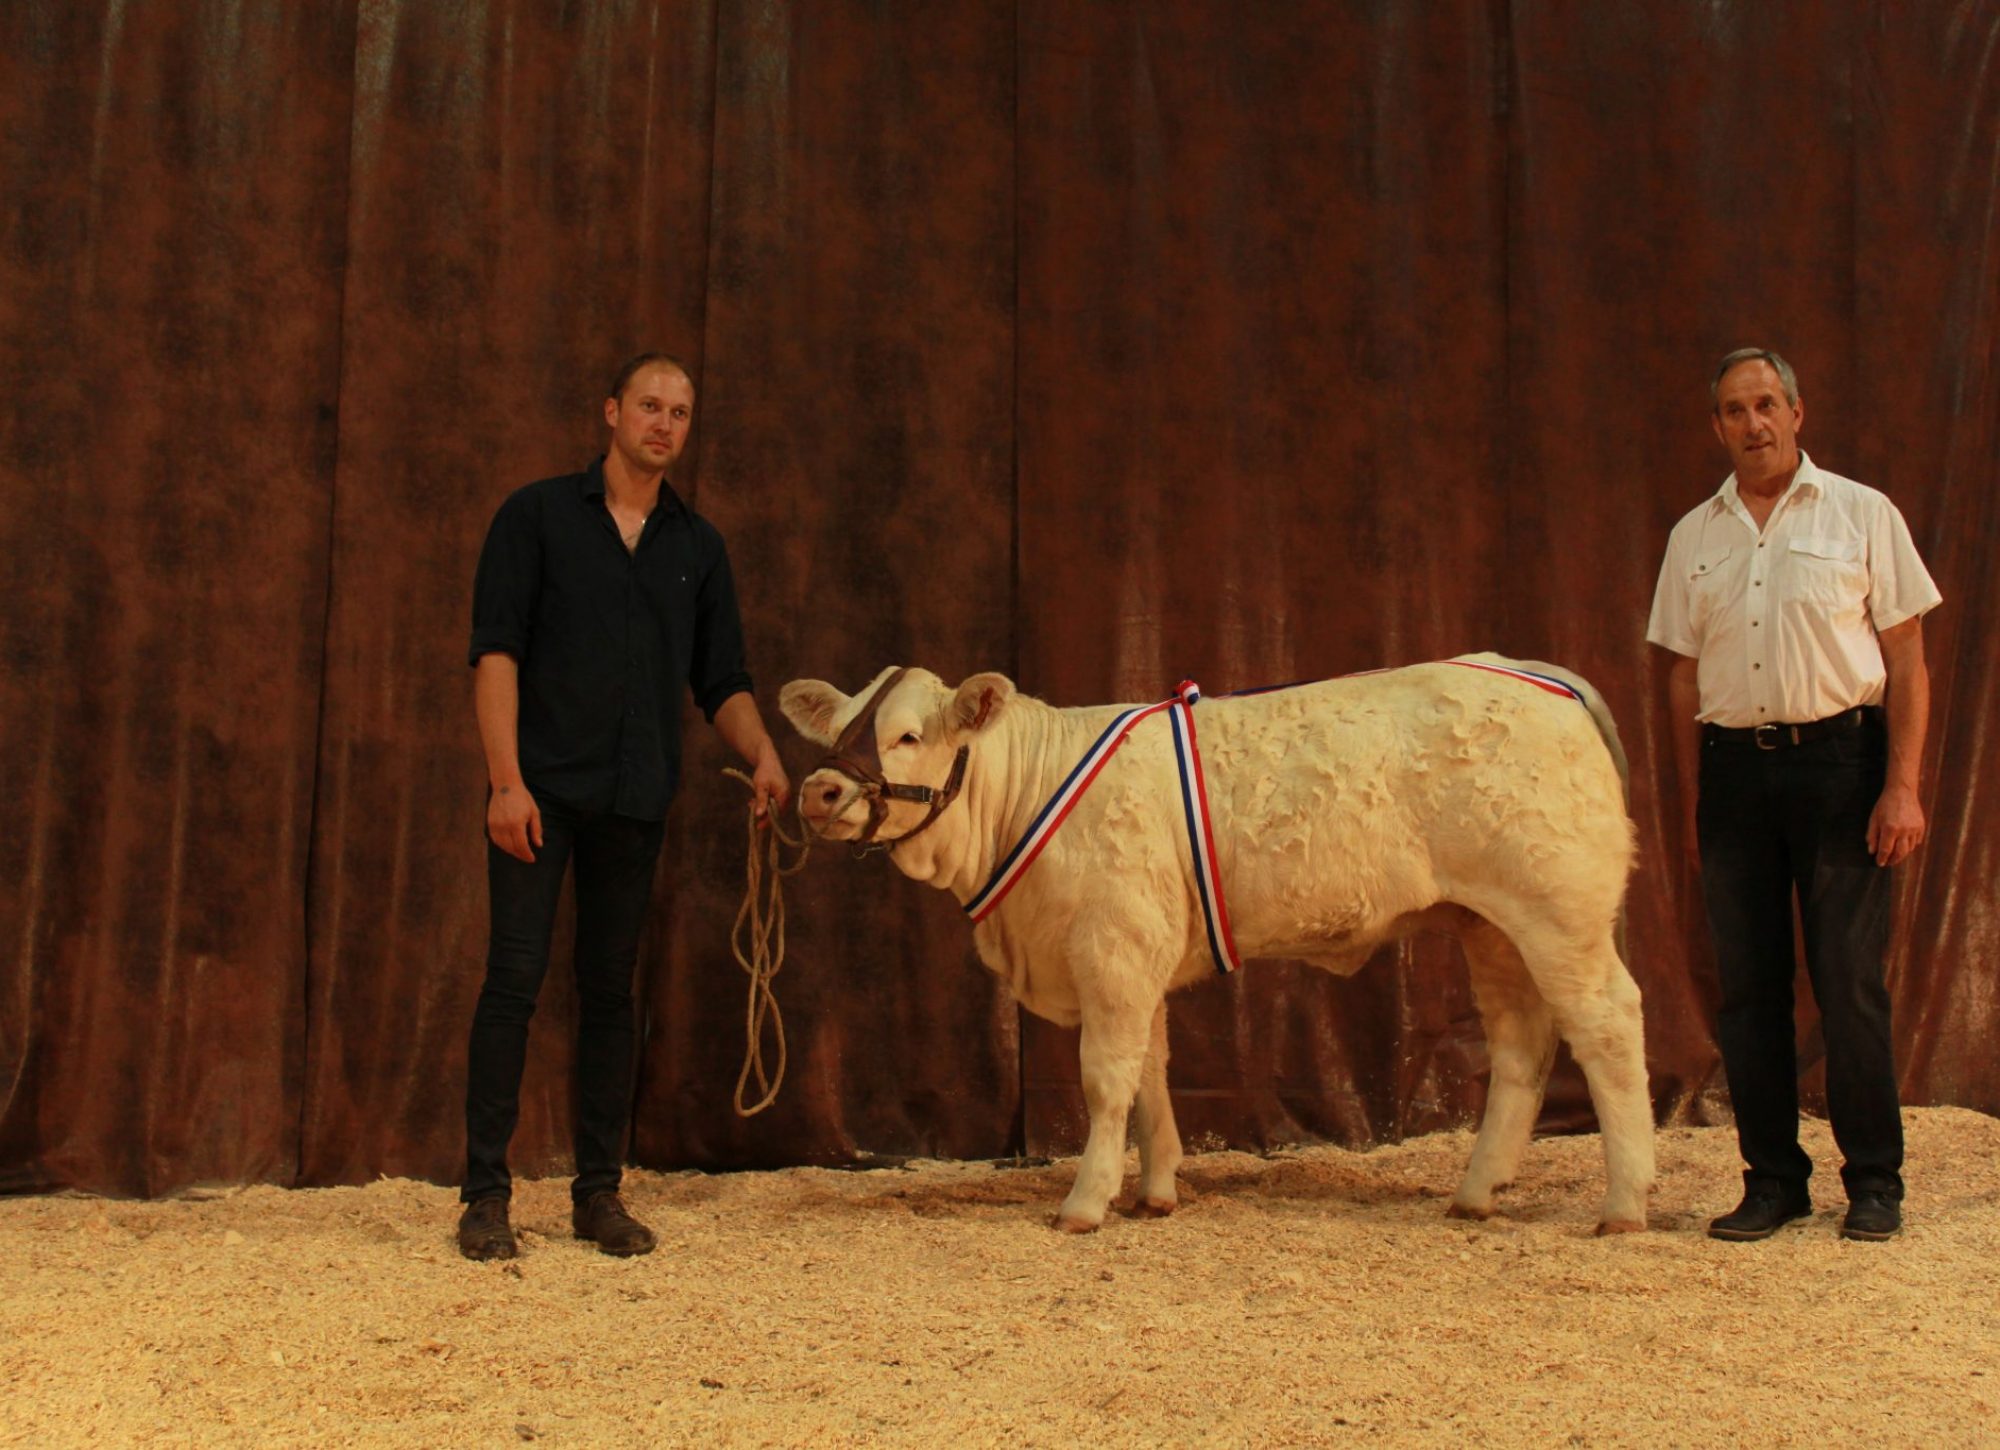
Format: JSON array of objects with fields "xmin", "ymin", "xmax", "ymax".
[
  {"xmin": 1697, "ymin": 715, "xmax": 1902, "ymax": 1202},
  {"xmin": 462, "ymin": 798, "xmax": 665, "ymax": 1206}
]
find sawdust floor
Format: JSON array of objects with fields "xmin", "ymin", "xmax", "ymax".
[{"xmin": 4, "ymin": 1108, "xmax": 1997, "ymax": 1449}]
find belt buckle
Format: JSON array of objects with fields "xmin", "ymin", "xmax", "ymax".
[{"xmin": 1753, "ymin": 723, "xmax": 1782, "ymax": 751}]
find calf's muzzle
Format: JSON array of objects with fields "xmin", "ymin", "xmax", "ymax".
[{"xmin": 809, "ymin": 667, "xmax": 967, "ymax": 850}]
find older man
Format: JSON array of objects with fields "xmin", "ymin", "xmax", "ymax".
[
  {"xmin": 1649, "ymin": 348, "xmax": 1940, "ymax": 1243},
  {"xmin": 458, "ymin": 353, "xmax": 790, "ymax": 1260}
]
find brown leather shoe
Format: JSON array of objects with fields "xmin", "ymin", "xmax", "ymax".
[
  {"xmin": 457, "ymin": 1196, "xmax": 517, "ymax": 1261},
  {"xmin": 572, "ymin": 1191, "xmax": 656, "ymax": 1257}
]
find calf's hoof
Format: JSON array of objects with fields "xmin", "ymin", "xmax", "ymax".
[
  {"xmin": 1051, "ymin": 1213, "xmax": 1101, "ymax": 1235},
  {"xmin": 1444, "ymin": 1201, "xmax": 1492, "ymax": 1222},
  {"xmin": 1594, "ymin": 1217, "xmax": 1646, "ymax": 1237},
  {"xmin": 1127, "ymin": 1197, "xmax": 1177, "ymax": 1220}
]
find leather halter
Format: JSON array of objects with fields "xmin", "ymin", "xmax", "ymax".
[{"xmin": 816, "ymin": 667, "xmax": 970, "ymax": 851}]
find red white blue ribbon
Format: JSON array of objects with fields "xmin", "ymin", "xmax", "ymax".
[
  {"xmin": 964, "ymin": 679, "xmax": 1242, "ymax": 974},
  {"xmin": 1166, "ymin": 681, "xmax": 1242, "ymax": 973},
  {"xmin": 964, "ymin": 694, "xmax": 1181, "ymax": 923},
  {"xmin": 1432, "ymin": 660, "xmax": 1583, "ymax": 702}
]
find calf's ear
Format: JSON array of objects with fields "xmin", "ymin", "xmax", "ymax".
[
  {"xmin": 779, "ymin": 679, "xmax": 848, "ymax": 747},
  {"xmin": 950, "ymin": 672, "xmax": 1015, "ymax": 735}
]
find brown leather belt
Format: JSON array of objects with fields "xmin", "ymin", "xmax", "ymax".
[{"xmin": 1702, "ymin": 706, "xmax": 1881, "ymax": 751}]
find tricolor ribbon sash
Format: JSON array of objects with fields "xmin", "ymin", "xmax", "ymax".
[
  {"xmin": 1166, "ymin": 682, "xmax": 1241, "ymax": 972},
  {"xmin": 964, "ymin": 679, "xmax": 1241, "ymax": 972},
  {"xmin": 963, "ymin": 692, "xmax": 1182, "ymax": 923},
  {"xmin": 1433, "ymin": 660, "xmax": 1583, "ymax": 702},
  {"xmin": 963, "ymin": 659, "xmax": 1585, "ymax": 976}
]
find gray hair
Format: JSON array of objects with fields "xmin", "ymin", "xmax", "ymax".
[{"xmin": 1710, "ymin": 348, "xmax": 1800, "ymax": 410}]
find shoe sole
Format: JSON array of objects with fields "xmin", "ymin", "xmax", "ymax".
[
  {"xmin": 574, "ymin": 1233, "xmax": 656, "ymax": 1257},
  {"xmin": 1839, "ymin": 1225, "xmax": 1899, "ymax": 1241}
]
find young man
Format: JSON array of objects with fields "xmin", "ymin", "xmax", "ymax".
[
  {"xmin": 1648, "ymin": 348, "xmax": 1940, "ymax": 1243},
  {"xmin": 458, "ymin": 353, "xmax": 789, "ymax": 1260}
]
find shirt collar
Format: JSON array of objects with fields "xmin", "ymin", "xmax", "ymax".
[
  {"xmin": 579, "ymin": 455, "xmax": 689, "ymax": 518},
  {"xmin": 1713, "ymin": 449, "xmax": 1821, "ymax": 515}
]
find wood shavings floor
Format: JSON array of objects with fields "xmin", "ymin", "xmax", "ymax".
[{"xmin": 4, "ymin": 1108, "xmax": 1996, "ymax": 1447}]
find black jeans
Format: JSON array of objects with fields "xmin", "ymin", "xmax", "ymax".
[
  {"xmin": 462, "ymin": 797, "xmax": 665, "ymax": 1206},
  {"xmin": 1697, "ymin": 715, "xmax": 1902, "ymax": 1202}
]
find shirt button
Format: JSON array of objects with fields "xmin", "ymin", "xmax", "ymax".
[
  {"xmin": 1753, "ymin": 580, "xmax": 1762, "ymax": 587},
  {"xmin": 1753, "ymin": 663, "xmax": 1762, "ymax": 670}
]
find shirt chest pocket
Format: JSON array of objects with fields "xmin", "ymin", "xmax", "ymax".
[
  {"xmin": 1785, "ymin": 535, "xmax": 1867, "ymax": 613},
  {"xmin": 1686, "ymin": 545, "xmax": 1735, "ymax": 632}
]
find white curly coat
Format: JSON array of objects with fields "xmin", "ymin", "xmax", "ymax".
[{"xmin": 780, "ymin": 655, "xmax": 1652, "ymax": 1234}]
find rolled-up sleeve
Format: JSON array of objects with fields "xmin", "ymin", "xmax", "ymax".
[
  {"xmin": 469, "ymin": 491, "xmax": 540, "ymax": 666},
  {"xmin": 689, "ymin": 528, "xmax": 754, "ymax": 720}
]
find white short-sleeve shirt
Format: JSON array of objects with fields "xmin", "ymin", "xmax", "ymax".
[{"xmin": 1646, "ymin": 452, "xmax": 1941, "ymax": 728}]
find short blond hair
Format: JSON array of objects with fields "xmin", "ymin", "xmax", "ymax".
[{"xmin": 609, "ymin": 351, "xmax": 693, "ymax": 403}]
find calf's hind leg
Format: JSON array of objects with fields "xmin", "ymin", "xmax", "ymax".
[
  {"xmin": 1449, "ymin": 918, "xmax": 1557, "ymax": 1220},
  {"xmin": 1129, "ymin": 998, "xmax": 1182, "ymax": 1218},
  {"xmin": 1509, "ymin": 921, "xmax": 1655, "ymax": 1233}
]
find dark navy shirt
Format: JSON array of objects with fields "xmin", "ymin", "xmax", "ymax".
[{"xmin": 469, "ymin": 457, "xmax": 753, "ymax": 820}]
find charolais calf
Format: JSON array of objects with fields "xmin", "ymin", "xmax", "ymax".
[{"xmin": 779, "ymin": 656, "xmax": 1651, "ymax": 1234}]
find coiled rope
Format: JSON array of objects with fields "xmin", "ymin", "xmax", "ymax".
[{"xmin": 722, "ymin": 768, "xmax": 811, "ymax": 1115}]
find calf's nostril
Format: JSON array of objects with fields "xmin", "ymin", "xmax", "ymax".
[{"xmin": 819, "ymin": 785, "xmax": 841, "ymax": 805}]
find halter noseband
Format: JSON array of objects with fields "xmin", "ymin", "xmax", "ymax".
[{"xmin": 816, "ymin": 667, "xmax": 969, "ymax": 851}]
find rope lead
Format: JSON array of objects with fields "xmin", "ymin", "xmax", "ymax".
[{"xmin": 722, "ymin": 768, "xmax": 811, "ymax": 1116}]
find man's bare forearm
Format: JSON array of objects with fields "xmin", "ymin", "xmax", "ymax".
[
  {"xmin": 1880, "ymin": 618, "xmax": 1929, "ymax": 794},
  {"xmin": 473, "ymin": 653, "xmax": 526, "ymax": 790},
  {"xmin": 713, "ymin": 690, "xmax": 779, "ymax": 770},
  {"xmin": 1665, "ymin": 650, "xmax": 1702, "ymax": 815}
]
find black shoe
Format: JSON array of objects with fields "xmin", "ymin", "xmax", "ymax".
[
  {"xmin": 457, "ymin": 1196, "xmax": 517, "ymax": 1261},
  {"xmin": 1841, "ymin": 1193, "xmax": 1901, "ymax": 1241},
  {"xmin": 1707, "ymin": 1188, "xmax": 1812, "ymax": 1241}
]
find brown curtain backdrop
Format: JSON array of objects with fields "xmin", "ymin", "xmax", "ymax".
[
  {"xmin": 0, "ymin": 2, "xmax": 356, "ymax": 1194},
  {"xmin": 2, "ymin": 0, "xmax": 1995, "ymax": 1197}
]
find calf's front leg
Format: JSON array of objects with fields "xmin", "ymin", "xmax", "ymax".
[{"xmin": 1055, "ymin": 1002, "xmax": 1153, "ymax": 1234}]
